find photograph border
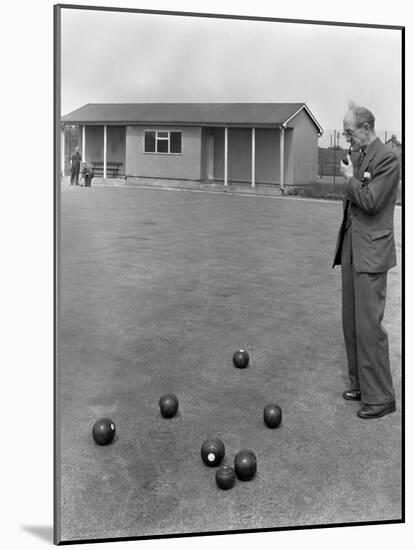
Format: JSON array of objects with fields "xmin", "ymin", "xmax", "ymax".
[{"xmin": 53, "ymin": 4, "xmax": 405, "ymax": 545}]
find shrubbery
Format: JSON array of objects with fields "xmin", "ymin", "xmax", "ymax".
[
  {"xmin": 286, "ymin": 182, "xmax": 347, "ymax": 200},
  {"xmin": 286, "ymin": 181, "xmax": 402, "ymax": 205}
]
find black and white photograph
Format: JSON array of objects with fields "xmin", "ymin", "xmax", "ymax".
[
  {"xmin": 54, "ymin": 3, "xmax": 404, "ymax": 545},
  {"xmin": 3, "ymin": 1, "xmax": 412, "ymax": 549}
]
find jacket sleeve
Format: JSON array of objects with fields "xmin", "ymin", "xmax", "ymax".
[{"xmin": 346, "ymin": 151, "xmax": 399, "ymax": 215}]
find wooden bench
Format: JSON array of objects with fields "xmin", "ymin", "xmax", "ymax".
[{"xmin": 91, "ymin": 161, "xmax": 123, "ymax": 178}]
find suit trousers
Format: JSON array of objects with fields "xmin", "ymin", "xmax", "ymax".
[
  {"xmin": 70, "ymin": 164, "xmax": 80, "ymax": 185},
  {"xmin": 341, "ymin": 227, "xmax": 395, "ymax": 404}
]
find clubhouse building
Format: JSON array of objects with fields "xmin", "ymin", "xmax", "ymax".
[{"xmin": 61, "ymin": 102, "xmax": 323, "ymax": 190}]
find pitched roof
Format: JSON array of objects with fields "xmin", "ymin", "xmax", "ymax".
[
  {"xmin": 61, "ymin": 102, "xmax": 323, "ymax": 133},
  {"xmin": 385, "ymin": 135, "xmax": 402, "ymax": 147}
]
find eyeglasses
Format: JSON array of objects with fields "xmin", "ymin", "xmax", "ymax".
[
  {"xmin": 342, "ymin": 129, "xmax": 355, "ymax": 138},
  {"xmin": 342, "ymin": 124, "xmax": 367, "ymax": 138}
]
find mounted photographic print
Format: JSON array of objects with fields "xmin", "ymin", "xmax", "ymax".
[{"xmin": 54, "ymin": 4, "xmax": 404, "ymax": 545}]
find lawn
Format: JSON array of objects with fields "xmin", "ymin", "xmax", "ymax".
[{"xmin": 57, "ymin": 185, "xmax": 402, "ymax": 543}]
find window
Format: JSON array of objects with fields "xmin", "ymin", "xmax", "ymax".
[
  {"xmin": 156, "ymin": 132, "xmax": 168, "ymax": 153},
  {"xmin": 144, "ymin": 130, "xmax": 182, "ymax": 154}
]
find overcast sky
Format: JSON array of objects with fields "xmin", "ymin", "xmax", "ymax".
[{"xmin": 61, "ymin": 8, "xmax": 402, "ymax": 147}]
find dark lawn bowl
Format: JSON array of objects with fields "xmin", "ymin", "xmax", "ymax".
[
  {"xmin": 159, "ymin": 394, "xmax": 179, "ymax": 418},
  {"xmin": 232, "ymin": 349, "xmax": 250, "ymax": 369},
  {"xmin": 234, "ymin": 449, "xmax": 257, "ymax": 481},
  {"xmin": 92, "ymin": 418, "xmax": 116, "ymax": 446},
  {"xmin": 215, "ymin": 465, "xmax": 236, "ymax": 490},
  {"xmin": 263, "ymin": 404, "xmax": 282, "ymax": 429},
  {"xmin": 201, "ymin": 438, "xmax": 225, "ymax": 467}
]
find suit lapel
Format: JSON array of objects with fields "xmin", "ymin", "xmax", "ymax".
[
  {"xmin": 358, "ymin": 138, "xmax": 382, "ymax": 179},
  {"xmin": 342, "ymin": 138, "xmax": 382, "ymax": 217}
]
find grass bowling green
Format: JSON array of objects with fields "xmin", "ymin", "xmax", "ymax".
[{"xmin": 57, "ymin": 184, "xmax": 402, "ymax": 543}]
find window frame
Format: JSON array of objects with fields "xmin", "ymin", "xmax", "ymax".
[{"xmin": 143, "ymin": 129, "xmax": 182, "ymax": 155}]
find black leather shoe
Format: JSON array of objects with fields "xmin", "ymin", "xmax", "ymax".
[
  {"xmin": 342, "ymin": 390, "xmax": 361, "ymax": 401},
  {"xmin": 357, "ymin": 401, "xmax": 396, "ymax": 419}
]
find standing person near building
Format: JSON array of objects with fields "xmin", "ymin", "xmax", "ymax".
[
  {"xmin": 333, "ymin": 101, "xmax": 400, "ymax": 419},
  {"xmin": 70, "ymin": 146, "xmax": 82, "ymax": 185}
]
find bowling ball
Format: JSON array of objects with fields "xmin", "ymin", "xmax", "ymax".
[
  {"xmin": 263, "ymin": 404, "xmax": 282, "ymax": 429},
  {"xmin": 215, "ymin": 465, "xmax": 236, "ymax": 490},
  {"xmin": 232, "ymin": 349, "xmax": 250, "ymax": 369},
  {"xmin": 201, "ymin": 438, "xmax": 225, "ymax": 467},
  {"xmin": 159, "ymin": 394, "xmax": 179, "ymax": 418},
  {"xmin": 92, "ymin": 418, "xmax": 116, "ymax": 446},
  {"xmin": 234, "ymin": 449, "xmax": 257, "ymax": 481}
]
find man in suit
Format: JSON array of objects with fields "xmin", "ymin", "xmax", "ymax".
[
  {"xmin": 70, "ymin": 147, "xmax": 82, "ymax": 185},
  {"xmin": 333, "ymin": 102, "xmax": 400, "ymax": 419}
]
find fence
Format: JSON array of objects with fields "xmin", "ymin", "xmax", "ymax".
[{"xmin": 318, "ymin": 129, "xmax": 402, "ymax": 184}]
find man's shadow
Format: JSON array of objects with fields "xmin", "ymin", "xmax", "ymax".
[{"xmin": 21, "ymin": 525, "xmax": 53, "ymax": 543}]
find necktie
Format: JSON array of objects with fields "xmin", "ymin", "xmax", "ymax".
[
  {"xmin": 356, "ymin": 150, "xmax": 366, "ymax": 173},
  {"xmin": 344, "ymin": 150, "xmax": 366, "ymax": 229}
]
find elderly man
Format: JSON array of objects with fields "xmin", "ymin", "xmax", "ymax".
[{"xmin": 333, "ymin": 102, "xmax": 400, "ymax": 419}]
